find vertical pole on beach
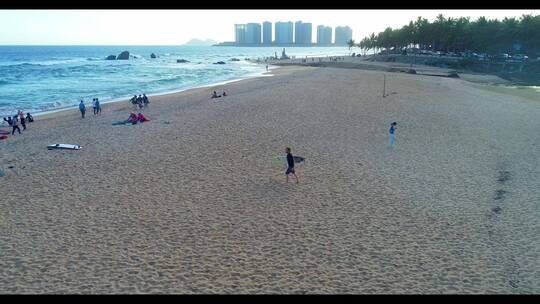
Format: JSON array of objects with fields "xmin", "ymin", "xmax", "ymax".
[{"xmin": 383, "ymin": 74, "xmax": 386, "ymax": 98}]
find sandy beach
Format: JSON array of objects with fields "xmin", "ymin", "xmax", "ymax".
[{"xmin": 0, "ymin": 65, "xmax": 539, "ymax": 294}]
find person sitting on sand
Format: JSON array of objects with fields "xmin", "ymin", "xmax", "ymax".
[
  {"xmin": 26, "ymin": 113, "xmax": 34, "ymax": 122},
  {"xmin": 211, "ymin": 91, "xmax": 221, "ymax": 99},
  {"xmin": 285, "ymin": 147, "xmax": 299, "ymax": 184},
  {"xmin": 137, "ymin": 113, "xmax": 150, "ymax": 123},
  {"xmin": 222, "ymin": 91, "xmax": 227, "ymax": 97},
  {"xmin": 127, "ymin": 112, "xmax": 138, "ymax": 124}
]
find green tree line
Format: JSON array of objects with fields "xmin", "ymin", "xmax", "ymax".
[{"xmin": 351, "ymin": 14, "xmax": 540, "ymax": 57}]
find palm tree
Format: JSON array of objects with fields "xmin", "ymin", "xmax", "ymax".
[
  {"xmin": 347, "ymin": 39, "xmax": 356, "ymax": 54},
  {"xmin": 371, "ymin": 33, "xmax": 378, "ymax": 54}
]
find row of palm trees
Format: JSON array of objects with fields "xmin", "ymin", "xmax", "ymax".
[{"xmin": 347, "ymin": 14, "xmax": 540, "ymax": 57}]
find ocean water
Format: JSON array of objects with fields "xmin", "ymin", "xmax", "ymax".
[{"xmin": 0, "ymin": 45, "xmax": 348, "ymax": 116}]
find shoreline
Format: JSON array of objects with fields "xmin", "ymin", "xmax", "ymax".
[{"xmin": 26, "ymin": 65, "xmax": 277, "ymax": 120}]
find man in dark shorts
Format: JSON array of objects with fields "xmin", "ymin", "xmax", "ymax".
[
  {"xmin": 11, "ymin": 115, "xmax": 21, "ymax": 135},
  {"xmin": 285, "ymin": 147, "xmax": 299, "ymax": 184}
]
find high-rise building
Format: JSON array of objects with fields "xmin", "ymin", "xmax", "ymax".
[
  {"xmin": 335, "ymin": 26, "xmax": 353, "ymax": 45},
  {"xmin": 246, "ymin": 23, "xmax": 261, "ymax": 44},
  {"xmin": 295, "ymin": 21, "xmax": 312, "ymax": 45},
  {"xmin": 263, "ymin": 21, "xmax": 272, "ymax": 45},
  {"xmin": 317, "ymin": 25, "xmax": 332, "ymax": 45},
  {"xmin": 235, "ymin": 24, "xmax": 247, "ymax": 44},
  {"xmin": 275, "ymin": 21, "xmax": 293, "ymax": 44}
]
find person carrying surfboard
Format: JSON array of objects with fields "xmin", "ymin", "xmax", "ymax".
[{"xmin": 285, "ymin": 147, "xmax": 299, "ymax": 184}]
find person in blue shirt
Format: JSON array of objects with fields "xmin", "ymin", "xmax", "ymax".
[
  {"xmin": 389, "ymin": 122, "xmax": 397, "ymax": 148},
  {"xmin": 285, "ymin": 147, "xmax": 299, "ymax": 184},
  {"xmin": 79, "ymin": 100, "xmax": 86, "ymax": 118}
]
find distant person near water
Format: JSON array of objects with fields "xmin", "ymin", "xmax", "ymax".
[
  {"xmin": 10, "ymin": 116, "xmax": 21, "ymax": 135},
  {"xmin": 137, "ymin": 95, "xmax": 144, "ymax": 109},
  {"xmin": 389, "ymin": 122, "xmax": 397, "ymax": 148},
  {"xmin": 18, "ymin": 111, "xmax": 26, "ymax": 130},
  {"xmin": 130, "ymin": 95, "xmax": 138, "ymax": 109},
  {"xmin": 143, "ymin": 94, "xmax": 149, "ymax": 107},
  {"xmin": 3, "ymin": 116, "xmax": 13, "ymax": 127},
  {"xmin": 285, "ymin": 147, "xmax": 299, "ymax": 184},
  {"xmin": 95, "ymin": 98, "xmax": 101, "ymax": 115},
  {"xmin": 92, "ymin": 98, "xmax": 98, "ymax": 115},
  {"xmin": 79, "ymin": 100, "xmax": 86, "ymax": 118}
]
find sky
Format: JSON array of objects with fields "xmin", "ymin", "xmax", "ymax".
[{"xmin": 0, "ymin": 10, "xmax": 538, "ymax": 45}]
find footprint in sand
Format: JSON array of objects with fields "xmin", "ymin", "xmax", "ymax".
[{"xmin": 494, "ymin": 189, "xmax": 507, "ymax": 201}]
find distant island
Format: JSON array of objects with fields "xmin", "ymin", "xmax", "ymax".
[{"xmin": 183, "ymin": 38, "xmax": 218, "ymax": 46}]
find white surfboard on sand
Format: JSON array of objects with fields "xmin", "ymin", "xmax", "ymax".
[{"xmin": 47, "ymin": 144, "xmax": 82, "ymax": 150}]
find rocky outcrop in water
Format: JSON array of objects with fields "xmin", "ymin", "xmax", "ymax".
[
  {"xmin": 229, "ymin": 58, "xmax": 240, "ymax": 61},
  {"xmin": 177, "ymin": 59, "xmax": 189, "ymax": 63},
  {"xmin": 150, "ymin": 53, "xmax": 157, "ymax": 59},
  {"xmin": 117, "ymin": 51, "xmax": 130, "ymax": 60},
  {"xmin": 105, "ymin": 55, "xmax": 116, "ymax": 60},
  {"xmin": 213, "ymin": 61, "xmax": 226, "ymax": 65}
]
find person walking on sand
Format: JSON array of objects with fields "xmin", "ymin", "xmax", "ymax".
[
  {"xmin": 285, "ymin": 147, "xmax": 299, "ymax": 184},
  {"xmin": 79, "ymin": 100, "xmax": 86, "ymax": 118},
  {"xmin": 95, "ymin": 98, "xmax": 101, "ymax": 115},
  {"xmin": 389, "ymin": 122, "xmax": 397, "ymax": 148},
  {"xmin": 92, "ymin": 98, "xmax": 97, "ymax": 115},
  {"xmin": 11, "ymin": 115, "xmax": 21, "ymax": 135}
]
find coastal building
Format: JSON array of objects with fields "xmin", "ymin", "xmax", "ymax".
[
  {"xmin": 335, "ymin": 26, "xmax": 353, "ymax": 45},
  {"xmin": 317, "ymin": 25, "xmax": 332, "ymax": 45},
  {"xmin": 294, "ymin": 21, "xmax": 312, "ymax": 45},
  {"xmin": 263, "ymin": 21, "xmax": 272, "ymax": 45},
  {"xmin": 275, "ymin": 21, "xmax": 294, "ymax": 44},
  {"xmin": 231, "ymin": 21, "xmax": 351, "ymax": 46},
  {"xmin": 246, "ymin": 23, "xmax": 262, "ymax": 45},
  {"xmin": 234, "ymin": 24, "xmax": 247, "ymax": 44}
]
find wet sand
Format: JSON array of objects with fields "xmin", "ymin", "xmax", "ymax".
[{"xmin": 0, "ymin": 66, "xmax": 539, "ymax": 294}]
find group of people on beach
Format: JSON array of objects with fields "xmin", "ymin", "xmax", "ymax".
[
  {"xmin": 211, "ymin": 91, "xmax": 227, "ymax": 99},
  {"xmin": 78, "ymin": 98, "xmax": 101, "ymax": 118},
  {"xmin": 2, "ymin": 111, "xmax": 34, "ymax": 136},
  {"xmin": 130, "ymin": 94, "xmax": 150, "ymax": 109}
]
